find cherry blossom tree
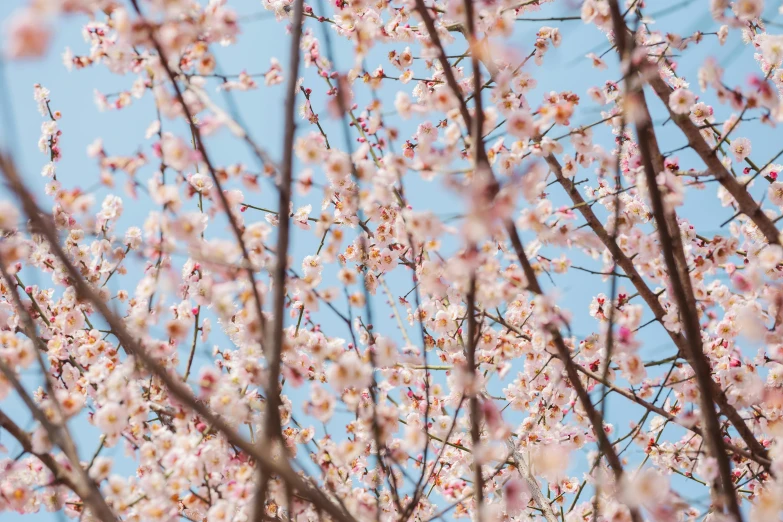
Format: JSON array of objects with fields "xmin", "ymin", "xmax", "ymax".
[{"xmin": 0, "ymin": 0, "xmax": 782, "ymax": 521}]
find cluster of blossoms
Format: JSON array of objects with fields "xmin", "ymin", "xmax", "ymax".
[{"xmin": 1, "ymin": 0, "xmax": 783, "ymax": 521}]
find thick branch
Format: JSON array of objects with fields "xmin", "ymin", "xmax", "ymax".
[
  {"xmin": 254, "ymin": 0, "xmax": 305, "ymax": 519},
  {"xmin": 507, "ymin": 443, "xmax": 559, "ymax": 522},
  {"xmin": 606, "ymin": 2, "xmax": 743, "ymax": 517},
  {"xmin": 648, "ymin": 76, "xmax": 779, "ymax": 245},
  {"xmin": 0, "ymin": 410, "xmax": 95, "ymax": 504}
]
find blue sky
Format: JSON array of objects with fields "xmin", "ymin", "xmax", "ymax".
[{"xmin": 1, "ymin": 0, "xmax": 782, "ymax": 519}]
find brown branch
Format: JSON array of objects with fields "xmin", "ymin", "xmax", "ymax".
[
  {"xmin": 0, "ymin": 409, "xmax": 103, "ymax": 509},
  {"xmin": 606, "ymin": 2, "xmax": 743, "ymax": 518},
  {"xmin": 413, "ymin": 0, "xmax": 472, "ymax": 129},
  {"xmin": 506, "ymin": 221, "xmax": 642, "ymax": 522},
  {"xmin": 266, "ymin": 0, "xmax": 304, "ymax": 442},
  {"xmin": 647, "ymin": 75, "xmax": 779, "ymax": 246},
  {"xmin": 462, "ymin": 0, "xmax": 487, "ymax": 517},
  {"xmin": 253, "ymin": 0, "xmax": 305, "ymax": 519},
  {"xmin": 0, "ymin": 153, "xmax": 357, "ymax": 522},
  {"xmin": 465, "ymin": 275, "xmax": 484, "ymax": 519},
  {"xmin": 637, "ymin": 107, "xmax": 744, "ymax": 520}
]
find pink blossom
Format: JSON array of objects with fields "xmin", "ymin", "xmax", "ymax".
[
  {"xmin": 160, "ymin": 133, "xmax": 198, "ymax": 171},
  {"xmin": 503, "ymin": 479, "xmax": 531, "ymax": 514},
  {"xmin": 730, "ymin": 137, "xmax": 752, "ymax": 162},
  {"xmin": 4, "ymin": 9, "xmax": 51, "ymax": 60},
  {"xmin": 669, "ymin": 88, "xmax": 696, "ymax": 114},
  {"xmin": 93, "ymin": 402, "xmax": 127, "ymax": 436}
]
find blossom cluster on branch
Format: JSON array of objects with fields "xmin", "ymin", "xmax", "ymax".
[{"xmin": 1, "ymin": 0, "xmax": 783, "ymax": 521}]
